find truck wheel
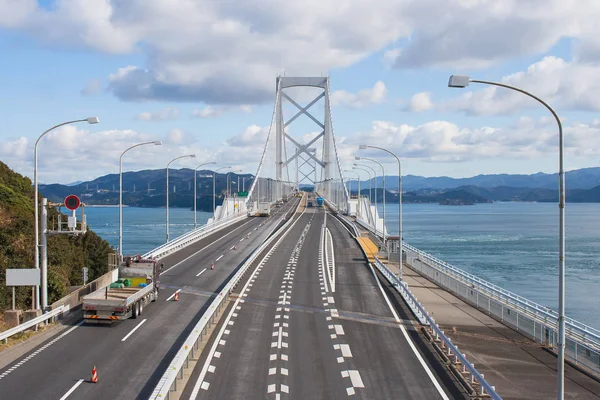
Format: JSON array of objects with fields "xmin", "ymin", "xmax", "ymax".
[
  {"xmin": 132, "ymin": 302, "xmax": 139, "ymax": 319},
  {"xmin": 139, "ymin": 302, "xmax": 144, "ymax": 316}
]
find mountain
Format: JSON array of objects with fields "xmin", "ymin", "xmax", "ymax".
[
  {"xmin": 346, "ymin": 167, "xmax": 600, "ymax": 191},
  {"xmin": 40, "ymin": 168, "xmax": 254, "ymax": 211},
  {"xmin": 0, "ymin": 161, "xmax": 112, "ymax": 313}
]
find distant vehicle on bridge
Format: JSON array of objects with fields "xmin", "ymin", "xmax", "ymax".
[
  {"xmin": 82, "ymin": 256, "xmax": 161, "ymax": 323},
  {"xmin": 316, "ymin": 197, "xmax": 324, "ymax": 207}
]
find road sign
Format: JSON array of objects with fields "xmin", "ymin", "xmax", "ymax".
[
  {"xmin": 6, "ymin": 269, "xmax": 40, "ymax": 286},
  {"xmin": 238, "ymin": 191, "xmax": 248, "ymax": 198},
  {"xmin": 64, "ymin": 195, "xmax": 81, "ymax": 211},
  {"xmin": 82, "ymin": 267, "xmax": 88, "ymax": 285}
]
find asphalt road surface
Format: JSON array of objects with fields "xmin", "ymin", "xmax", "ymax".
[
  {"xmin": 0, "ymin": 199, "xmax": 298, "ymax": 400},
  {"xmin": 183, "ymin": 206, "xmax": 465, "ymax": 400}
]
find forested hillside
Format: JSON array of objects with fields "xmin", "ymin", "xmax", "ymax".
[{"xmin": 0, "ymin": 161, "xmax": 113, "ymax": 312}]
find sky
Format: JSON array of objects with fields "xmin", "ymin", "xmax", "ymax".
[{"xmin": 1, "ymin": 0, "xmax": 600, "ymax": 184}]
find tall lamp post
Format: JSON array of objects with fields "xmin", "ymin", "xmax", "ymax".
[
  {"xmin": 166, "ymin": 154, "xmax": 195, "ymax": 242},
  {"xmin": 359, "ymin": 144, "xmax": 402, "ymax": 279},
  {"xmin": 354, "ymin": 163, "xmax": 377, "ymax": 204},
  {"xmin": 194, "ymin": 161, "xmax": 217, "ymax": 229},
  {"xmin": 356, "ymin": 156, "xmax": 386, "ymax": 238},
  {"xmin": 226, "ymin": 170, "xmax": 242, "ymax": 197},
  {"xmin": 213, "ymin": 166, "xmax": 231, "ymax": 218},
  {"xmin": 120, "ymin": 140, "xmax": 162, "ymax": 258},
  {"xmin": 344, "ymin": 170, "xmax": 361, "ymax": 217},
  {"xmin": 34, "ymin": 117, "xmax": 99, "ymax": 310},
  {"xmin": 448, "ymin": 74, "xmax": 565, "ymax": 400}
]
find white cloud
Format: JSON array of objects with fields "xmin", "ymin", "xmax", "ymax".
[
  {"xmin": 136, "ymin": 107, "xmax": 180, "ymax": 121},
  {"xmin": 443, "ymin": 57, "xmax": 600, "ymax": 115},
  {"xmin": 344, "ymin": 118, "xmax": 600, "ymax": 163},
  {"xmin": 81, "ymin": 79, "xmax": 102, "ymax": 96},
  {"xmin": 406, "ymin": 92, "xmax": 433, "ymax": 112},
  {"xmin": 192, "ymin": 105, "xmax": 253, "ymax": 118},
  {"xmin": 331, "ymin": 81, "xmax": 387, "ymax": 108}
]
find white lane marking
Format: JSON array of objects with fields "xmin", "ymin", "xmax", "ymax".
[
  {"xmin": 201, "ymin": 381, "xmax": 210, "ymax": 390},
  {"xmin": 347, "ymin": 387, "xmax": 356, "ymax": 396},
  {"xmin": 368, "ymin": 263, "xmax": 450, "ymax": 400},
  {"xmin": 165, "ymin": 288, "xmax": 182, "ymax": 301},
  {"xmin": 189, "ymin": 209, "xmax": 303, "ymax": 400},
  {"xmin": 340, "ymin": 344, "xmax": 353, "ymax": 357},
  {"xmin": 268, "ymin": 384, "xmax": 276, "ymax": 393},
  {"xmin": 328, "ymin": 296, "xmax": 335, "ymax": 304},
  {"xmin": 348, "ymin": 370, "xmax": 364, "ymax": 388},
  {"xmin": 208, "ymin": 365, "xmax": 216, "ymax": 373},
  {"xmin": 121, "ymin": 319, "xmax": 147, "ymax": 342},
  {"xmin": 0, "ymin": 321, "xmax": 84, "ymax": 381},
  {"xmin": 240, "ymin": 238, "xmax": 245, "ymax": 242},
  {"xmin": 196, "ymin": 268, "xmax": 207, "ymax": 277},
  {"xmin": 161, "ymin": 218, "xmax": 256, "ymax": 274},
  {"xmin": 215, "ymin": 254, "xmax": 224, "ymax": 262},
  {"xmin": 59, "ymin": 379, "xmax": 84, "ymax": 400},
  {"xmin": 334, "ymin": 325, "xmax": 345, "ymax": 335}
]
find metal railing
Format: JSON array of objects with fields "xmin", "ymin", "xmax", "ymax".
[
  {"xmin": 149, "ymin": 202, "xmax": 301, "ymax": 399},
  {"xmin": 372, "ymin": 257, "xmax": 502, "ymax": 399},
  {"xmin": 1, "ymin": 305, "xmax": 66, "ymax": 343},
  {"xmin": 403, "ymin": 242, "xmax": 600, "ymax": 377},
  {"xmin": 142, "ymin": 213, "xmax": 247, "ymax": 260}
]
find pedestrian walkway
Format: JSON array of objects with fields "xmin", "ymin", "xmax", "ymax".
[{"xmin": 386, "ymin": 262, "xmax": 600, "ymax": 400}]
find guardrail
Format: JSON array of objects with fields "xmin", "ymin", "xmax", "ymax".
[
  {"xmin": 149, "ymin": 201, "xmax": 301, "ymax": 399},
  {"xmin": 355, "ymin": 216, "xmax": 387, "ymax": 240},
  {"xmin": 1, "ymin": 305, "xmax": 66, "ymax": 343},
  {"xmin": 372, "ymin": 257, "xmax": 502, "ymax": 399},
  {"xmin": 142, "ymin": 213, "xmax": 247, "ymax": 260},
  {"xmin": 402, "ymin": 242, "xmax": 600, "ymax": 377}
]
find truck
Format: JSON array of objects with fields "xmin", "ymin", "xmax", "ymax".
[
  {"xmin": 82, "ymin": 255, "xmax": 161, "ymax": 323},
  {"xmin": 257, "ymin": 201, "xmax": 271, "ymax": 216},
  {"xmin": 316, "ymin": 197, "xmax": 324, "ymax": 207}
]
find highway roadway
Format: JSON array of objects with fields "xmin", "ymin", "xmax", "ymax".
[
  {"xmin": 0, "ymin": 199, "xmax": 298, "ymax": 400},
  {"xmin": 182, "ymin": 205, "xmax": 466, "ymax": 399}
]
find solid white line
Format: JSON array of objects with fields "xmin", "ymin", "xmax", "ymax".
[
  {"xmin": 59, "ymin": 379, "xmax": 84, "ymax": 400},
  {"xmin": 121, "ymin": 319, "xmax": 147, "ymax": 342},
  {"xmin": 368, "ymin": 263, "xmax": 449, "ymax": 400},
  {"xmin": 196, "ymin": 268, "xmax": 207, "ymax": 277},
  {"xmin": 348, "ymin": 370, "xmax": 364, "ymax": 388},
  {"xmin": 161, "ymin": 218, "xmax": 256, "ymax": 274},
  {"xmin": 215, "ymin": 254, "xmax": 224, "ymax": 262},
  {"xmin": 165, "ymin": 288, "xmax": 182, "ymax": 301}
]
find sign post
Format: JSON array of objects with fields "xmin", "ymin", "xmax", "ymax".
[{"xmin": 82, "ymin": 267, "xmax": 88, "ymax": 285}]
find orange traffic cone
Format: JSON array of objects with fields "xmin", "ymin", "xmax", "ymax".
[
  {"xmin": 233, "ymin": 245, "xmax": 237, "ymax": 250},
  {"xmin": 174, "ymin": 292, "xmax": 179, "ymax": 301},
  {"xmin": 90, "ymin": 365, "xmax": 98, "ymax": 383},
  {"xmin": 211, "ymin": 263, "xmax": 215, "ymax": 270}
]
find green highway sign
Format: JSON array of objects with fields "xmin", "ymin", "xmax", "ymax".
[{"xmin": 238, "ymin": 191, "xmax": 249, "ymax": 198}]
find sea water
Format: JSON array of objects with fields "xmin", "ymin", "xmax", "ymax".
[{"xmin": 380, "ymin": 202, "xmax": 600, "ymax": 329}]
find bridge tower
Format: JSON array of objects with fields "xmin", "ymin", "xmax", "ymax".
[{"xmin": 274, "ymin": 77, "xmax": 346, "ymax": 208}]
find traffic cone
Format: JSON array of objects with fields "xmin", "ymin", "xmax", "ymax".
[
  {"xmin": 90, "ymin": 365, "xmax": 98, "ymax": 383},
  {"xmin": 174, "ymin": 292, "xmax": 179, "ymax": 301},
  {"xmin": 233, "ymin": 245, "xmax": 237, "ymax": 250},
  {"xmin": 211, "ymin": 263, "xmax": 215, "ymax": 270}
]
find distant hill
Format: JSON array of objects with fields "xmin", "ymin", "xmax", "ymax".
[
  {"xmin": 40, "ymin": 168, "xmax": 254, "ymax": 211},
  {"xmin": 346, "ymin": 167, "xmax": 600, "ymax": 191}
]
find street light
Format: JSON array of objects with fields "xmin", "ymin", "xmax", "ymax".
[
  {"xmin": 344, "ymin": 170, "xmax": 361, "ymax": 217},
  {"xmin": 353, "ymin": 163, "xmax": 377, "ymax": 204},
  {"xmin": 213, "ymin": 166, "xmax": 231, "ymax": 217},
  {"xmin": 120, "ymin": 140, "xmax": 162, "ymax": 258},
  {"xmin": 34, "ymin": 116, "xmax": 99, "ymax": 310},
  {"xmin": 448, "ymin": 74, "xmax": 566, "ymax": 400},
  {"xmin": 194, "ymin": 161, "xmax": 217, "ymax": 229},
  {"xmin": 353, "ymin": 166, "xmax": 373, "ymax": 222},
  {"xmin": 356, "ymin": 156, "xmax": 386, "ymax": 238},
  {"xmin": 166, "ymin": 154, "xmax": 195, "ymax": 242},
  {"xmin": 359, "ymin": 144, "xmax": 402, "ymax": 279},
  {"xmin": 227, "ymin": 170, "xmax": 243, "ymax": 197}
]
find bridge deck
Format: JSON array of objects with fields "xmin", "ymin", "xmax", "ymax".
[{"xmin": 387, "ymin": 262, "xmax": 600, "ymax": 400}]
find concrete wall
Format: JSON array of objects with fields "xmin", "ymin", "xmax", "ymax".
[{"xmin": 50, "ymin": 268, "xmax": 119, "ymax": 317}]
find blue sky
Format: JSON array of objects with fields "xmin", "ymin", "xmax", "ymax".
[{"xmin": 1, "ymin": 0, "xmax": 600, "ymax": 184}]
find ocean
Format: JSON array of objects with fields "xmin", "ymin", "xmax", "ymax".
[{"xmin": 83, "ymin": 203, "xmax": 599, "ymax": 329}]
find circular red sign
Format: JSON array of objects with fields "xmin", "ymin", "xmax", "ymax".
[{"xmin": 64, "ymin": 195, "xmax": 81, "ymax": 211}]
